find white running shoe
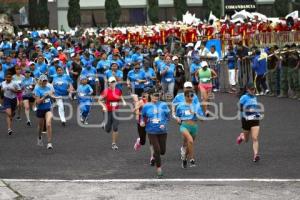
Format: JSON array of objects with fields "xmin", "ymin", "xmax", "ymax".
[
  {"xmin": 180, "ymin": 146, "xmax": 186, "ymax": 160},
  {"xmin": 47, "ymin": 143, "xmax": 53, "ymax": 149},
  {"xmin": 33, "ymin": 106, "xmax": 37, "ymax": 112},
  {"xmin": 112, "ymin": 143, "xmax": 118, "ymax": 150},
  {"xmin": 37, "ymin": 137, "xmax": 43, "ymax": 146},
  {"xmin": 134, "ymin": 138, "xmax": 141, "ymax": 151}
]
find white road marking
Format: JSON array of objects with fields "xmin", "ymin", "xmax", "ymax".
[{"xmin": 2, "ymin": 179, "xmax": 300, "ymax": 183}]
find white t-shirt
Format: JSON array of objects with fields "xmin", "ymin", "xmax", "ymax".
[{"xmin": 1, "ymin": 81, "xmax": 21, "ymax": 99}]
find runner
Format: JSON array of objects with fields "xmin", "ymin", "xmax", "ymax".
[
  {"xmin": 196, "ymin": 61, "xmax": 217, "ymax": 116},
  {"xmin": 34, "ymin": 74, "xmax": 56, "ymax": 149},
  {"xmin": 174, "ymin": 89, "xmax": 204, "ymax": 168},
  {"xmin": 12, "ymin": 66, "xmax": 25, "ymax": 120},
  {"xmin": 140, "ymin": 88, "xmax": 170, "ymax": 178},
  {"xmin": 236, "ymin": 83, "xmax": 262, "ymax": 162},
  {"xmin": 160, "ymin": 54, "xmax": 175, "ymax": 100},
  {"xmin": 21, "ymin": 68, "xmax": 36, "ymax": 126},
  {"xmin": 133, "ymin": 88, "xmax": 155, "ymax": 165},
  {"xmin": 98, "ymin": 76, "xmax": 126, "ymax": 150},
  {"xmin": 52, "ymin": 66, "xmax": 74, "ymax": 126},
  {"xmin": 77, "ymin": 75, "xmax": 93, "ymax": 125},
  {"xmin": 1, "ymin": 72, "xmax": 21, "ymax": 135},
  {"xmin": 172, "ymin": 81, "xmax": 200, "ymax": 161}
]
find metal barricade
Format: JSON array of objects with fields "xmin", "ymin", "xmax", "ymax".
[{"xmin": 238, "ymin": 58, "xmax": 254, "ymax": 90}]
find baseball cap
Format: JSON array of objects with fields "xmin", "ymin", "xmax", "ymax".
[
  {"xmin": 57, "ymin": 46, "xmax": 62, "ymax": 51},
  {"xmin": 172, "ymin": 56, "xmax": 179, "ymax": 61},
  {"xmin": 108, "ymin": 76, "xmax": 116, "ymax": 83},
  {"xmin": 184, "ymin": 81, "xmax": 193, "ymax": 88},
  {"xmin": 157, "ymin": 49, "xmax": 163, "ymax": 54},
  {"xmin": 185, "ymin": 43, "xmax": 194, "ymax": 48},
  {"xmin": 29, "ymin": 61, "xmax": 35, "ymax": 66},
  {"xmin": 246, "ymin": 82, "xmax": 255, "ymax": 89},
  {"xmin": 80, "ymin": 75, "xmax": 88, "ymax": 81},
  {"xmin": 201, "ymin": 61, "xmax": 209, "ymax": 67},
  {"xmin": 53, "ymin": 58, "xmax": 60, "ymax": 62},
  {"xmin": 39, "ymin": 74, "xmax": 48, "ymax": 81}
]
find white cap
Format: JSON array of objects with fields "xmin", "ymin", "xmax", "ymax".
[
  {"xmin": 183, "ymin": 81, "xmax": 193, "ymax": 88},
  {"xmin": 70, "ymin": 53, "xmax": 76, "ymax": 58},
  {"xmin": 57, "ymin": 46, "xmax": 62, "ymax": 51},
  {"xmin": 23, "ymin": 38, "xmax": 29, "ymax": 42},
  {"xmin": 53, "ymin": 58, "xmax": 60, "ymax": 62},
  {"xmin": 201, "ymin": 61, "xmax": 209, "ymax": 67},
  {"xmin": 185, "ymin": 43, "xmax": 194, "ymax": 48},
  {"xmin": 108, "ymin": 76, "xmax": 116, "ymax": 83},
  {"xmin": 29, "ymin": 61, "xmax": 35, "ymax": 66},
  {"xmin": 172, "ymin": 56, "xmax": 179, "ymax": 61}
]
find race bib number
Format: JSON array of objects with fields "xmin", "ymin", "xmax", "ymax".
[
  {"xmin": 145, "ymin": 81, "xmax": 150, "ymax": 85},
  {"xmin": 110, "ymin": 102, "xmax": 118, "ymax": 107},
  {"xmin": 44, "ymin": 98, "xmax": 50, "ymax": 103},
  {"xmin": 134, "ymin": 81, "xmax": 139, "ymax": 85},
  {"xmin": 165, "ymin": 78, "xmax": 172, "ymax": 82},
  {"xmin": 78, "ymin": 93, "xmax": 85, "ymax": 97},
  {"xmin": 88, "ymin": 77, "xmax": 93, "ymax": 81},
  {"xmin": 57, "ymin": 81, "xmax": 64, "ymax": 86},
  {"xmin": 152, "ymin": 118, "xmax": 160, "ymax": 124},
  {"xmin": 184, "ymin": 110, "xmax": 192, "ymax": 116}
]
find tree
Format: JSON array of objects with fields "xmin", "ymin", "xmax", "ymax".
[
  {"xmin": 105, "ymin": 0, "xmax": 121, "ymax": 27},
  {"xmin": 203, "ymin": 0, "xmax": 221, "ymax": 18},
  {"xmin": 67, "ymin": 0, "xmax": 81, "ymax": 28},
  {"xmin": 148, "ymin": 0, "xmax": 159, "ymax": 24},
  {"xmin": 28, "ymin": 0, "xmax": 38, "ymax": 28},
  {"xmin": 38, "ymin": 0, "xmax": 49, "ymax": 28},
  {"xmin": 273, "ymin": 0, "xmax": 289, "ymax": 17},
  {"xmin": 174, "ymin": 0, "xmax": 187, "ymax": 21}
]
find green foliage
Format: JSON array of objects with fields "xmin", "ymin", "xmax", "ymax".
[
  {"xmin": 38, "ymin": 0, "xmax": 49, "ymax": 28},
  {"xmin": 174, "ymin": 0, "xmax": 187, "ymax": 20},
  {"xmin": 273, "ymin": 0, "xmax": 289, "ymax": 17},
  {"xmin": 28, "ymin": 0, "xmax": 38, "ymax": 28},
  {"xmin": 67, "ymin": 0, "xmax": 81, "ymax": 28},
  {"xmin": 105, "ymin": 0, "xmax": 121, "ymax": 27},
  {"xmin": 203, "ymin": 0, "xmax": 221, "ymax": 18},
  {"xmin": 148, "ymin": 0, "xmax": 159, "ymax": 24}
]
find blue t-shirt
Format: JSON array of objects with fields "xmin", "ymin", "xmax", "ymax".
[
  {"xmin": 176, "ymin": 101, "xmax": 204, "ymax": 121},
  {"xmin": 0, "ymin": 69, "xmax": 5, "ymax": 83},
  {"xmin": 155, "ymin": 59, "xmax": 164, "ymax": 73},
  {"xmin": 47, "ymin": 66, "xmax": 57, "ymax": 79},
  {"xmin": 36, "ymin": 63, "xmax": 48, "ymax": 74},
  {"xmin": 22, "ymin": 77, "xmax": 36, "ymax": 97},
  {"xmin": 131, "ymin": 53, "xmax": 143, "ymax": 63},
  {"xmin": 43, "ymin": 52, "xmax": 53, "ymax": 62},
  {"xmin": 160, "ymin": 63, "xmax": 175, "ymax": 83},
  {"xmin": 81, "ymin": 67, "xmax": 97, "ymax": 85},
  {"xmin": 34, "ymin": 85, "xmax": 53, "ymax": 110},
  {"xmin": 240, "ymin": 93, "xmax": 260, "ymax": 119},
  {"xmin": 124, "ymin": 56, "xmax": 133, "ymax": 67},
  {"xmin": 141, "ymin": 101, "xmax": 170, "ymax": 134},
  {"xmin": 141, "ymin": 67, "xmax": 156, "ymax": 88},
  {"xmin": 252, "ymin": 54, "xmax": 267, "ymax": 75},
  {"xmin": 226, "ymin": 51, "xmax": 236, "ymax": 70},
  {"xmin": 127, "ymin": 69, "xmax": 146, "ymax": 89},
  {"xmin": 52, "ymin": 74, "xmax": 73, "ymax": 96},
  {"xmin": 77, "ymin": 84, "xmax": 93, "ymax": 103},
  {"xmin": 105, "ymin": 69, "xmax": 123, "ymax": 90},
  {"xmin": 190, "ymin": 62, "xmax": 202, "ymax": 83},
  {"xmin": 96, "ymin": 60, "xmax": 111, "ymax": 73}
]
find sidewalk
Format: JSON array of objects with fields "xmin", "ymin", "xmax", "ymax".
[{"xmin": 1, "ymin": 179, "xmax": 300, "ymax": 200}]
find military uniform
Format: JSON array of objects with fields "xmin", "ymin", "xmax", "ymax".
[
  {"xmin": 287, "ymin": 51, "xmax": 299, "ymax": 98},
  {"xmin": 279, "ymin": 53, "xmax": 289, "ymax": 97},
  {"xmin": 267, "ymin": 53, "xmax": 279, "ymax": 96}
]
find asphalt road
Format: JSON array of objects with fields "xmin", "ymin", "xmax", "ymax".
[{"xmin": 0, "ymin": 93, "xmax": 300, "ymax": 179}]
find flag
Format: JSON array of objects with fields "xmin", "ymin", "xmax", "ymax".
[{"xmin": 286, "ymin": 11, "xmax": 299, "ymax": 19}]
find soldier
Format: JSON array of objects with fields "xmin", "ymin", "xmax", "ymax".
[
  {"xmin": 267, "ymin": 46, "xmax": 280, "ymax": 96},
  {"xmin": 278, "ymin": 45, "xmax": 289, "ymax": 98},
  {"xmin": 287, "ymin": 44, "xmax": 299, "ymax": 99}
]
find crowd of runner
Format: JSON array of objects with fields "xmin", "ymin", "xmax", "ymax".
[{"xmin": 2, "ymin": 27, "xmax": 299, "ymax": 177}]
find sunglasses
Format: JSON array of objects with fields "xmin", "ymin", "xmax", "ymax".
[{"xmin": 185, "ymin": 92, "xmax": 194, "ymax": 98}]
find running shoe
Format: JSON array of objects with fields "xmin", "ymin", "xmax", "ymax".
[
  {"xmin": 42, "ymin": 131, "xmax": 47, "ymax": 134},
  {"xmin": 236, "ymin": 133, "xmax": 244, "ymax": 145},
  {"xmin": 253, "ymin": 154, "xmax": 260, "ymax": 162},
  {"xmin": 150, "ymin": 157, "xmax": 155, "ymax": 166},
  {"xmin": 47, "ymin": 143, "xmax": 53, "ymax": 150},
  {"xmin": 156, "ymin": 169, "xmax": 163, "ymax": 179},
  {"xmin": 182, "ymin": 159, "xmax": 188, "ymax": 169},
  {"xmin": 112, "ymin": 143, "xmax": 118, "ymax": 150},
  {"xmin": 180, "ymin": 146, "xmax": 186, "ymax": 160},
  {"xmin": 16, "ymin": 116, "xmax": 21, "ymax": 121},
  {"xmin": 8, "ymin": 129, "xmax": 13, "ymax": 135},
  {"xmin": 26, "ymin": 121, "xmax": 32, "ymax": 127},
  {"xmin": 37, "ymin": 137, "xmax": 43, "ymax": 146},
  {"xmin": 190, "ymin": 159, "xmax": 196, "ymax": 167},
  {"xmin": 84, "ymin": 120, "xmax": 89, "ymax": 125},
  {"xmin": 61, "ymin": 121, "xmax": 66, "ymax": 126},
  {"xmin": 134, "ymin": 138, "xmax": 141, "ymax": 151}
]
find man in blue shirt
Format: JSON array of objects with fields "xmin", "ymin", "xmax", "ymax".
[
  {"xmin": 252, "ymin": 49, "xmax": 268, "ymax": 95},
  {"xmin": 105, "ymin": 62, "xmax": 123, "ymax": 91},
  {"xmin": 52, "ymin": 66, "xmax": 74, "ymax": 125},
  {"xmin": 127, "ymin": 62, "xmax": 147, "ymax": 97},
  {"xmin": 81, "ymin": 63, "xmax": 97, "ymax": 95}
]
